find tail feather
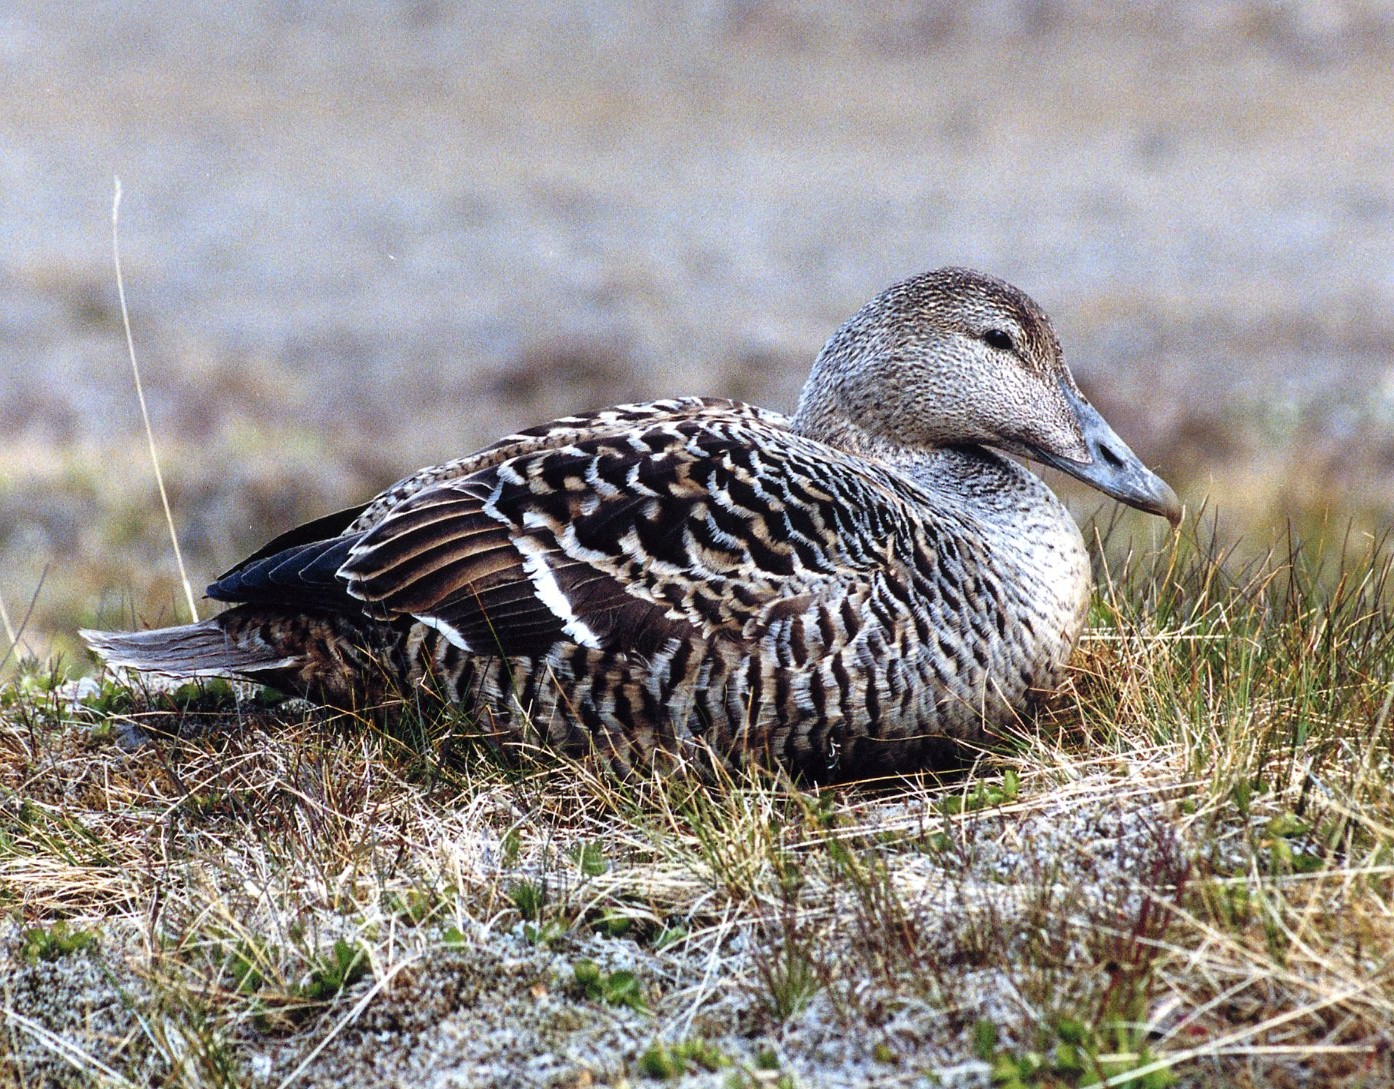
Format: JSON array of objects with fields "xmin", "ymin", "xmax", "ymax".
[{"xmin": 80, "ymin": 620, "xmax": 295, "ymax": 678}]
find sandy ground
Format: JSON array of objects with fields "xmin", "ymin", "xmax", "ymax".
[{"xmin": 4, "ymin": 2, "xmax": 1394, "ymax": 651}]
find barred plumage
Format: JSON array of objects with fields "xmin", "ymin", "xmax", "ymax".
[{"xmin": 83, "ymin": 268, "xmax": 1180, "ymax": 780}]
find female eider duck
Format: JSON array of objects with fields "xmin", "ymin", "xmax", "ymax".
[{"xmin": 84, "ymin": 268, "xmax": 1180, "ymax": 780}]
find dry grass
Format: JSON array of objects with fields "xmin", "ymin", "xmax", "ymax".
[{"xmin": 3, "ymin": 520, "xmax": 1394, "ymax": 1087}]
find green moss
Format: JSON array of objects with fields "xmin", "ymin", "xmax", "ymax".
[{"xmin": 20, "ymin": 920, "xmax": 99, "ymax": 963}]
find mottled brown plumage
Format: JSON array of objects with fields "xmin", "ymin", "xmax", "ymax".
[{"xmin": 83, "ymin": 268, "xmax": 1179, "ymax": 780}]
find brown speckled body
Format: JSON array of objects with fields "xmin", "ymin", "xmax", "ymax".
[{"xmin": 85, "ymin": 268, "xmax": 1175, "ymax": 780}]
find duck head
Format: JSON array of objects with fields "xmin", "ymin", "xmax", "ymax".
[{"xmin": 792, "ymin": 267, "xmax": 1182, "ymax": 525}]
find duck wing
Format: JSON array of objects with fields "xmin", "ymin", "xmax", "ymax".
[
  {"xmin": 344, "ymin": 397, "xmax": 787, "ymax": 535},
  {"xmin": 337, "ymin": 413, "xmax": 919, "ymax": 659},
  {"xmin": 208, "ymin": 399, "xmax": 781, "ymax": 619}
]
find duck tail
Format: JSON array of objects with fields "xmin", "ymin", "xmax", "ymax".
[{"xmin": 80, "ymin": 619, "xmax": 294, "ymax": 678}]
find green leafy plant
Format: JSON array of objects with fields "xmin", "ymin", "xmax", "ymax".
[
  {"xmin": 940, "ymin": 769, "xmax": 1019, "ymax": 815},
  {"xmin": 78, "ymin": 677, "xmax": 134, "ymax": 715},
  {"xmin": 508, "ymin": 879, "xmax": 546, "ymax": 921},
  {"xmin": 573, "ymin": 840, "xmax": 608, "ymax": 877},
  {"xmin": 592, "ymin": 907, "xmax": 633, "ymax": 938},
  {"xmin": 524, "ymin": 919, "xmax": 569, "ymax": 945},
  {"xmin": 572, "ymin": 959, "xmax": 647, "ymax": 1013},
  {"xmin": 387, "ymin": 885, "xmax": 454, "ymax": 926},
  {"xmin": 298, "ymin": 939, "xmax": 369, "ymax": 1002},
  {"xmin": 161, "ymin": 678, "xmax": 238, "ymax": 712},
  {"xmin": 974, "ymin": 1015, "xmax": 1177, "ymax": 1089},
  {"xmin": 757, "ymin": 936, "xmax": 820, "ymax": 1021},
  {"xmin": 20, "ymin": 920, "xmax": 99, "ymax": 963},
  {"xmin": 226, "ymin": 938, "xmax": 273, "ymax": 994},
  {"xmin": 638, "ymin": 1037, "xmax": 728, "ymax": 1079}
]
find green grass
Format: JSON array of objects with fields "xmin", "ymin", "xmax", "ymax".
[{"xmin": 2, "ymin": 518, "xmax": 1394, "ymax": 1086}]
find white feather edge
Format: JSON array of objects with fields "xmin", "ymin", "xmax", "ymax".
[
  {"xmin": 512, "ymin": 535, "xmax": 603, "ymax": 649},
  {"xmin": 411, "ymin": 542, "xmax": 603, "ymax": 654},
  {"xmin": 416, "ymin": 614, "xmax": 473, "ymax": 652}
]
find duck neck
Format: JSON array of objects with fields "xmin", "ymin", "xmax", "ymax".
[
  {"xmin": 896, "ymin": 445, "xmax": 1062, "ymax": 520},
  {"xmin": 790, "ymin": 337, "xmax": 901, "ymax": 460},
  {"xmin": 791, "ymin": 387, "xmax": 925, "ymax": 466}
]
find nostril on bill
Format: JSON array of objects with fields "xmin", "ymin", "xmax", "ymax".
[{"xmin": 1098, "ymin": 444, "xmax": 1125, "ymax": 470}]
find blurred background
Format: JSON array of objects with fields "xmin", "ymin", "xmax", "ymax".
[{"xmin": 4, "ymin": 1, "xmax": 1394, "ymax": 670}]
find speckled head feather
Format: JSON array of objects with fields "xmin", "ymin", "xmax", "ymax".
[
  {"xmin": 793, "ymin": 267, "xmax": 1084, "ymax": 463},
  {"xmin": 82, "ymin": 268, "xmax": 1180, "ymax": 781}
]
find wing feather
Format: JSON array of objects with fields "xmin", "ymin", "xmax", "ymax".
[
  {"xmin": 207, "ymin": 405, "xmax": 921, "ymax": 661},
  {"xmin": 338, "ymin": 414, "xmax": 916, "ymax": 657}
]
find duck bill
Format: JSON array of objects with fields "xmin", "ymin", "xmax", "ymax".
[{"xmin": 1027, "ymin": 385, "xmax": 1183, "ymax": 526}]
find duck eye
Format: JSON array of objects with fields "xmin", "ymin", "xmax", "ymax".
[{"xmin": 983, "ymin": 329, "xmax": 1015, "ymax": 352}]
